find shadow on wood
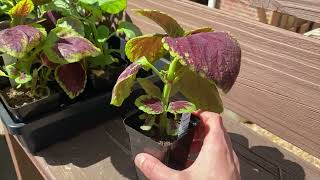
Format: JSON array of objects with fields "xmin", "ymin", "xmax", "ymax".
[{"xmin": 230, "ymin": 133, "xmax": 305, "ymax": 180}]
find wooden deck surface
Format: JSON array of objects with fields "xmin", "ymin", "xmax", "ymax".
[
  {"xmin": 241, "ymin": 0, "xmax": 320, "ymax": 23},
  {"xmin": 126, "ymin": 0, "xmax": 320, "ymax": 159},
  {"xmin": 6, "ymin": 112, "xmax": 319, "ymax": 180}
]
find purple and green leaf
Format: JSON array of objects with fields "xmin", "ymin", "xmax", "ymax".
[
  {"xmin": 163, "ymin": 32, "xmax": 241, "ymax": 93},
  {"xmin": 135, "ymin": 95, "xmax": 164, "ymax": 114},
  {"xmin": 134, "ymin": 9, "xmax": 185, "ymax": 37},
  {"xmin": 56, "ymin": 16, "xmax": 85, "ymax": 36},
  {"xmin": 55, "ymin": 62, "xmax": 86, "ymax": 99},
  {"xmin": 44, "ymin": 27, "xmax": 101, "ymax": 64},
  {"xmin": 167, "ymin": 101, "xmax": 196, "ymax": 114},
  {"xmin": 125, "ymin": 34, "xmax": 166, "ymax": 63},
  {"xmin": 110, "ymin": 62, "xmax": 142, "ymax": 106},
  {"xmin": 175, "ymin": 67, "xmax": 223, "ymax": 113},
  {"xmin": 0, "ymin": 25, "xmax": 44, "ymax": 58},
  {"xmin": 5, "ymin": 64, "xmax": 19, "ymax": 78},
  {"xmin": 137, "ymin": 78, "xmax": 162, "ymax": 98}
]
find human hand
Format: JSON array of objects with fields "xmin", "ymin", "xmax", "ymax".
[{"xmin": 134, "ymin": 111, "xmax": 240, "ymax": 180}]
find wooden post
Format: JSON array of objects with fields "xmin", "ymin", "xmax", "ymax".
[{"xmin": 257, "ymin": 8, "xmax": 268, "ymax": 24}]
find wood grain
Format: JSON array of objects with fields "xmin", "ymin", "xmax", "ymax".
[
  {"xmin": 241, "ymin": 0, "xmax": 320, "ymax": 23},
  {"xmin": 11, "ymin": 113, "xmax": 320, "ymax": 180},
  {"xmin": 127, "ymin": 0, "xmax": 320, "ymax": 158}
]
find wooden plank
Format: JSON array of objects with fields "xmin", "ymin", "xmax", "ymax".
[
  {"xmin": 257, "ymin": 7, "xmax": 268, "ymax": 23},
  {"xmin": 270, "ymin": 11, "xmax": 281, "ymax": 26},
  {"xmin": 4, "ymin": 127, "xmax": 43, "ymax": 180},
  {"xmin": 242, "ymin": 0, "xmax": 320, "ymax": 23},
  {"xmin": 12, "ymin": 114, "xmax": 319, "ymax": 180},
  {"xmin": 127, "ymin": 0, "xmax": 320, "ymax": 158}
]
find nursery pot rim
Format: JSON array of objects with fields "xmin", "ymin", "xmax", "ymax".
[{"xmin": 0, "ymin": 88, "xmax": 56, "ymax": 110}]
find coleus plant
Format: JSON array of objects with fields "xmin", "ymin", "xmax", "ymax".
[
  {"xmin": 111, "ymin": 10, "xmax": 241, "ymax": 136},
  {"xmin": 0, "ymin": 0, "xmax": 140, "ymax": 99}
]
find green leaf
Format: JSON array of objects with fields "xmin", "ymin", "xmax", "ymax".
[
  {"xmin": 140, "ymin": 115, "xmax": 155, "ymax": 131},
  {"xmin": 184, "ymin": 27, "xmax": 214, "ymax": 36},
  {"xmin": 99, "ymin": 0, "xmax": 127, "ymax": 14},
  {"xmin": 44, "ymin": 0, "xmax": 72, "ymax": 16},
  {"xmin": 111, "ymin": 62, "xmax": 142, "ymax": 106},
  {"xmin": 4, "ymin": 63, "xmax": 19, "ymax": 78},
  {"xmin": 97, "ymin": 25, "xmax": 109, "ymax": 43},
  {"xmin": 15, "ymin": 72, "xmax": 32, "ymax": 84},
  {"xmin": 57, "ymin": 16, "xmax": 85, "ymax": 36},
  {"xmin": 176, "ymin": 67, "xmax": 223, "ymax": 113},
  {"xmin": 167, "ymin": 101, "xmax": 196, "ymax": 114},
  {"xmin": 32, "ymin": 0, "xmax": 52, "ymax": 6},
  {"xmin": 125, "ymin": 34, "xmax": 166, "ymax": 63},
  {"xmin": 134, "ymin": 9, "xmax": 185, "ymax": 37},
  {"xmin": 137, "ymin": 78, "xmax": 161, "ymax": 98},
  {"xmin": 89, "ymin": 54, "xmax": 114, "ymax": 67},
  {"xmin": 135, "ymin": 95, "xmax": 164, "ymax": 114},
  {"xmin": 117, "ymin": 21, "xmax": 142, "ymax": 39},
  {"xmin": 8, "ymin": 0, "xmax": 34, "ymax": 17},
  {"xmin": 0, "ymin": 70, "xmax": 8, "ymax": 77}
]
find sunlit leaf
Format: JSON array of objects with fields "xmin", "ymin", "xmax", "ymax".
[
  {"xmin": 164, "ymin": 32, "xmax": 241, "ymax": 93},
  {"xmin": 135, "ymin": 95, "xmax": 163, "ymax": 114},
  {"xmin": 15, "ymin": 72, "xmax": 32, "ymax": 84},
  {"xmin": 0, "ymin": 25, "xmax": 44, "ymax": 58},
  {"xmin": 168, "ymin": 101, "xmax": 196, "ymax": 114},
  {"xmin": 55, "ymin": 62, "xmax": 86, "ymax": 99},
  {"xmin": 184, "ymin": 27, "xmax": 213, "ymax": 36},
  {"xmin": 117, "ymin": 21, "xmax": 142, "ymax": 39},
  {"xmin": 134, "ymin": 9, "xmax": 184, "ymax": 37},
  {"xmin": 57, "ymin": 16, "xmax": 85, "ymax": 36},
  {"xmin": 99, "ymin": 0, "xmax": 127, "ymax": 14},
  {"xmin": 137, "ymin": 78, "xmax": 162, "ymax": 98},
  {"xmin": 44, "ymin": 27, "xmax": 101, "ymax": 64},
  {"xmin": 111, "ymin": 61, "xmax": 141, "ymax": 106},
  {"xmin": 175, "ymin": 67, "xmax": 223, "ymax": 113},
  {"xmin": 125, "ymin": 34, "xmax": 166, "ymax": 63},
  {"xmin": 4, "ymin": 63, "xmax": 19, "ymax": 78},
  {"xmin": 8, "ymin": 0, "xmax": 34, "ymax": 17}
]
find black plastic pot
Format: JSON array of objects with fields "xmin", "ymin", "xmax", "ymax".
[
  {"xmin": 124, "ymin": 111, "xmax": 199, "ymax": 180},
  {"xmin": 0, "ymin": 91, "xmax": 119, "ymax": 153},
  {"xmin": 0, "ymin": 91, "xmax": 61, "ymax": 123}
]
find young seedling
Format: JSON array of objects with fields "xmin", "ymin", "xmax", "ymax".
[{"xmin": 111, "ymin": 10, "xmax": 241, "ymax": 137}]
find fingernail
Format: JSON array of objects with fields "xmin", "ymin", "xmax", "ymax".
[{"xmin": 135, "ymin": 154, "xmax": 146, "ymax": 167}]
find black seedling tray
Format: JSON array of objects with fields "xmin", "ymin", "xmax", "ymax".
[{"xmin": 0, "ymin": 90, "xmax": 119, "ymax": 153}]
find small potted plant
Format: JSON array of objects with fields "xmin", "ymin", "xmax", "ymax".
[
  {"xmin": 110, "ymin": 10, "xmax": 241, "ymax": 180},
  {"xmin": 0, "ymin": 0, "xmax": 141, "ymax": 121}
]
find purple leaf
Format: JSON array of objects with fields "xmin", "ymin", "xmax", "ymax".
[
  {"xmin": 44, "ymin": 27, "xmax": 101, "ymax": 64},
  {"xmin": 164, "ymin": 32, "xmax": 241, "ymax": 93},
  {"xmin": 111, "ymin": 62, "xmax": 142, "ymax": 106},
  {"xmin": 168, "ymin": 101, "xmax": 196, "ymax": 114},
  {"xmin": 55, "ymin": 62, "xmax": 86, "ymax": 99},
  {"xmin": 0, "ymin": 25, "xmax": 44, "ymax": 58},
  {"xmin": 135, "ymin": 95, "xmax": 164, "ymax": 114}
]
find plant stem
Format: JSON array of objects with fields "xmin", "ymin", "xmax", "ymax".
[
  {"xmin": 145, "ymin": 61, "xmax": 165, "ymax": 83},
  {"xmin": 159, "ymin": 57, "xmax": 179, "ymax": 136}
]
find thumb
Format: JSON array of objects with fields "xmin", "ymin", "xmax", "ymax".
[{"xmin": 135, "ymin": 153, "xmax": 178, "ymax": 180}]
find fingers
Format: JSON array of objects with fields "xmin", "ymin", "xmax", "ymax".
[{"xmin": 135, "ymin": 153, "xmax": 178, "ymax": 180}]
